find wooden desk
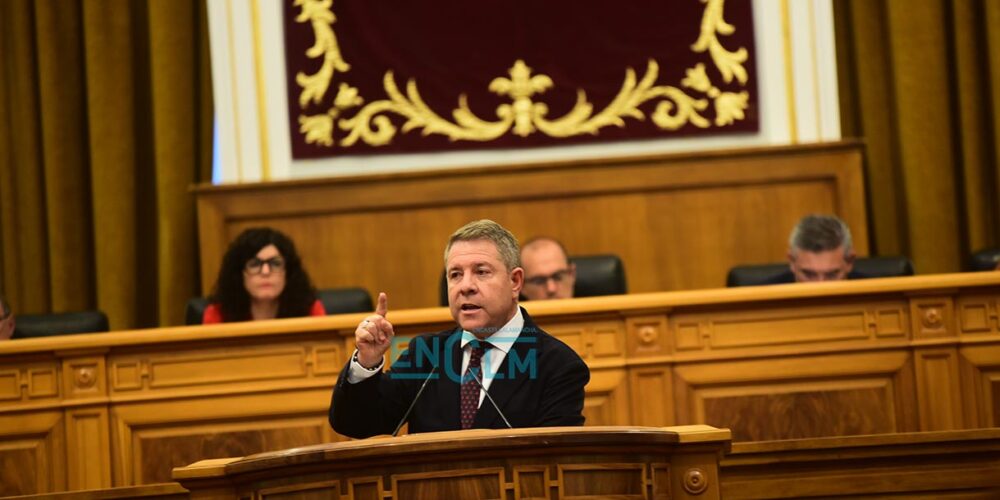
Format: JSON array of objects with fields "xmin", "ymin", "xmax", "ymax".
[
  {"xmin": 173, "ymin": 426, "xmax": 731, "ymax": 500},
  {"xmin": 2, "ymin": 272, "xmax": 1000, "ymax": 495},
  {"xmin": 721, "ymin": 428, "xmax": 1000, "ymax": 498}
]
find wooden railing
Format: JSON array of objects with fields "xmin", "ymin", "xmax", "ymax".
[{"xmin": 2, "ymin": 272, "xmax": 999, "ymax": 495}]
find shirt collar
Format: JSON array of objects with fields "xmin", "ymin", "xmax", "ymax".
[{"xmin": 460, "ymin": 306, "xmax": 523, "ymax": 355}]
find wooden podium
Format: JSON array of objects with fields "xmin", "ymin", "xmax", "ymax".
[{"xmin": 172, "ymin": 425, "xmax": 731, "ymax": 500}]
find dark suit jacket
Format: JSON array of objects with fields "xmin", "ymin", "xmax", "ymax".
[
  {"xmin": 762, "ymin": 270, "xmax": 869, "ymax": 285},
  {"xmin": 329, "ymin": 307, "xmax": 590, "ymax": 438}
]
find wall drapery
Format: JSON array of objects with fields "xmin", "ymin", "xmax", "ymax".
[
  {"xmin": 283, "ymin": 0, "xmax": 759, "ymax": 158},
  {"xmin": 0, "ymin": 0, "xmax": 213, "ymax": 328},
  {"xmin": 835, "ymin": 0, "xmax": 1000, "ymax": 274}
]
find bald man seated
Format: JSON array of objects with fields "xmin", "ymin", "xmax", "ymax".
[{"xmin": 520, "ymin": 237, "xmax": 576, "ymax": 300}]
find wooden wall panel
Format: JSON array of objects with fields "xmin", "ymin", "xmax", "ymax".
[
  {"xmin": 111, "ymin": 389, "xmax": 339, "ymax": 486},
  {"xmin": 581, "ymin": 368, "xmax": 630, "ymax": 427},
  {"xmin": 195, "ymin": 142, "xmax": 868, "ymax": 309},
  {"xmin": 0, "ymin": 411, "xmax": 65, "ymax": 496},
  {"xmin": 65, "ymin": 407, "xmax": 112, "ymax": 490},
  {"xmin": 673, "ymin": 351, "xmax": 915, "ymax": 441},
  {"xmin": 914, "ymin": 348, "xmax": 965, "ymax": 430},
  {"xmin": 0, "ymin": 358, "xmax": 61, "ymax": 403},
  {"xmin": 959, "ymin": 344, "xmax": 1000, "ymax": 428},
  {"xmin": 669, "ymin": 299, "xmax": 910, "ymax": 351},
  {"xmin": 722, "ymin": 429, "xmax": 1000, "ymax": 498},
  {"xmin": 701, "ymin": 381, "xmax": 896, "ymax": 441},
  {"xmin": 137, "ymin": 421, "xmax": 328, "ymax": 484},
  {"xmin": 629, "ymin": 368, "xmax": 675, "ymax": 427}
]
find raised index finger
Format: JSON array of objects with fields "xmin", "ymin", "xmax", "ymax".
[{"xmin": 375, "ymin": 292, "xmax": 388, "ymax": 317}]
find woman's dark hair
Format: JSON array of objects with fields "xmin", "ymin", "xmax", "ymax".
[{"xmin": 209, "ymin": 227, "xmax": 318, "ymax": 322}]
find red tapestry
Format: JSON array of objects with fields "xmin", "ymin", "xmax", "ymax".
[{"xmin": 283, "ymin": 0, "xmax": 758, "ymax": 159}]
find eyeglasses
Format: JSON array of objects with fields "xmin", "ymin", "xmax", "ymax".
[
  {"xmin": 525, "ymin": 269, "xmax": 571, "ymax": 288},
  {"xmin": 244, "ymin": 257, "xmax": 285, "ymax": 275}
]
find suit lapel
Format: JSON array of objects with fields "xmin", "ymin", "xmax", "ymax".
[{"xmin": 440, "ymin": 329, "xmax": 463, "ymax": 429}]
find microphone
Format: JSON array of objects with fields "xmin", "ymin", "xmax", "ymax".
[
  {"xmin": 469, "ymin": 367, "xmax": 513, "ymax": 429},
  {"xmin": 391, "ymin": 364, "xmax": 438, "ymax": 437}
]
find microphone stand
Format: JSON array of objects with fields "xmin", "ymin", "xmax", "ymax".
[
  {"xmin": 470, "ymin": 367, "xmax": 513, "ymax": 429},
  {"xmin": 391, "ymin": 365, "xmax": 438, "ymax": 437}
]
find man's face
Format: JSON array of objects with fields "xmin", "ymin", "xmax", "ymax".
[
  {"xmin": 0, "ymin": 309, "xmax": 14, "ymax": 341},
  {"xmin": 789, "ymin": 246, "xmax": 855, "ymax": 282},
  {"xmin": 521, "ymin": 241, "xmax": 575, "ymax": 300},
  {"xmin": 446, "ymin": 239, "xmax": 523, "ymax": 335}
]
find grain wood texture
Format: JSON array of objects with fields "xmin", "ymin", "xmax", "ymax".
[{"xmin": 1, "ymin": 272, "xmax": 999, "ymax": 495}]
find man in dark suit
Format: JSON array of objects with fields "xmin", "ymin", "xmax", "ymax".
[
  {"xmin": 766, "ymin": 214, "xmax": 865, "ymax": 284},
  {"xmin": 329, "ymin": 219, "xmax": 590, "ymax": 438}
]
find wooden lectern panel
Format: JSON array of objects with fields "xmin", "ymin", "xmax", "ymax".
[{"xmin": 173, "ymin": 426, "xmax": 731, "ymax": 500}]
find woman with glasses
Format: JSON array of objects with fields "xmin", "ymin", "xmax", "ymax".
[{"xmin": 203, "ymin": 227, "xmax": 324, "ymax": 323}]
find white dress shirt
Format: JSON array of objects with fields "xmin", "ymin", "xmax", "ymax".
[{"xmin": 348, "ymin": 307, "xmax": 524, "ymax": 409}]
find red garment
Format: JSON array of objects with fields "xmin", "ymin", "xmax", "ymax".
[{"xmin": 201, "ymin": 299, "xmax": 325, "ymax": 324}]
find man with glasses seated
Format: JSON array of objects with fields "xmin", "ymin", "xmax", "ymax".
[
  {"xmin": 520, "ymin": 237, "xmax": 576, "ymax": 300},
  {"xmin": 0, "ymin": 294, "xmax": 14, "ymax": 341},
  {"xmin": 769, "ymin": 214, "xmax": 865, "ymax": 284},
  {"xmin": 202, "ymin": 227, "xmax": 325, "ymax": 323}
]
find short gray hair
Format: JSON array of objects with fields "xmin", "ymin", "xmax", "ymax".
[
  {"xmin": 789, "ymin": 214, "xmax": 853, "ymax": 256},
  {"xmin": 444, "ymin": 219, "xmax": 521, "ymax": 272}
]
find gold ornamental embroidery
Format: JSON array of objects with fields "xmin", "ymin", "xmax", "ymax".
[
  {"xmin": 294, "ymin": 0, "xmax": 750, "ymax": 147},
  {"xmin": 294, "ymin": 0, "xmax": 349, "ymax": 108}
]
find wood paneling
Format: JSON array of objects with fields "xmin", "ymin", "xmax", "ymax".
[
  {"xmin": 3, "ymin": 483, "xmax": 188, "ymax": 499},
  {"xmin": 721, "ymin": 429, "xmax": 1000, "ymax": 498},
  {"xmin": 915, "ymin": 348, "xmax": 965, "ymax": 430},
  {"xmin": 581, "ymin": 368, "xmax": 629, "ymax": 427},
  {"xmin": 702, "ymin": 382, "xmax": 896, "ymax": 441},
  {"xmin": 173, "ymin": 426, "xmax": 730, "ymax": 500},
  {"xmin": 111, "ymin": 389, "xmax": 340, "ymax": 486},
  {"xmin": 958, "ymin": 343, "xmax": 1000, "ymax": 428},
  {"xmin": 66, "ymin": 407, "xmax": 112, "ymax": 490},
  {"xmin": 195, "ymin": 142, "xmax": 868, "ymax": 308},
  {"xmin": 1, "ymin": 272, "xmax": 999, "ymax": 494},
  {"xmin": 136, "ymin": 420, "xmax": 327, "ymax": 484},
  {"xmin": 674, "ymin": 351, "xmax": 914, "ymax": 441},
  {"xmin": 0, "ymin": 411, "xmax": 65, "ymax": 496}
]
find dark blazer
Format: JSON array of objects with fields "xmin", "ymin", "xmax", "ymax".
[
  {"xmin": 762, "ymin": 270, "xmax": 868, "ymax": 285},
  {"xmin": 329, "ymin": 307, "xmax": 590, "ymax": 438}
]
